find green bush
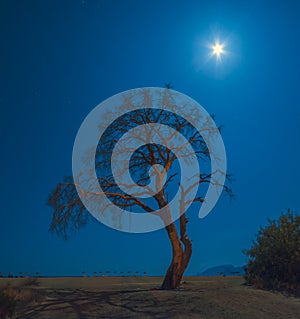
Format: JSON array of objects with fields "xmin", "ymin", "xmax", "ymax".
[
  {"xmin": 244, "ymin": 210, "xmax": 300, "ymax": 295},
  {"xmin": 0, "ymin": 290, "xmax": 16, "ymax": 319}
]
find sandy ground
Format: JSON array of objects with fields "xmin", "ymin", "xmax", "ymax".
[{"xmin": 1, "ymin": 276, "xmax": 300, "ymax": 319}]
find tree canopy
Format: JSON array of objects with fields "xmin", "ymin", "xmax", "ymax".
[{"xmin": 48, "ymin": 88, "xmax": 231, "ymax": 289}]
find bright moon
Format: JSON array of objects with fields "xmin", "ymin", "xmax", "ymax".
[{"xmin": 210, "ymin": 41, "xmax": 225, "ymax": 60}]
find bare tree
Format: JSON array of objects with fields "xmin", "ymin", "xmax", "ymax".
[{"xmin": 48, "ymin": 88, "xmax": 232, "ymax": 289}]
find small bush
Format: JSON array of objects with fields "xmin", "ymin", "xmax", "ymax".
[
  {"xmin": 3, "ymin": 287, "xmax": 44, "ymax": 304},
  {"xmin": 0, "ymin": 285, "xmax": 45, "ymax": 318},
  {"xmin": 0, "ymin": 290, "xmax": 16, "ymax": 319},
  {"xmin": 244, "ymin": 210, "xmax": 300, "ymax": 295},
  {"xmin": 21, "ymin": 277, "xmax": 40, "ymax": 287}
]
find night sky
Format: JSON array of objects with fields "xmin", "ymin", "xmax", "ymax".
[{"xmin": 1, "ymin": 0, "xmax": 299, "ymax": 276}]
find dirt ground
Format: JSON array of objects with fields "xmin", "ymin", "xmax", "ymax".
[{"xmin": 1, "ymin": 276, "xmax": 299, "ymax": 319}]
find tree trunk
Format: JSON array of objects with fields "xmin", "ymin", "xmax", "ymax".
[
  {"xmin": 155, "ymin": 184, "xmax": 193, "ymax": 290},
  {"xmin": 177, "ymin": 213, "xmax": 192, "ymax": 284},
  {"xmin": 160, "ymin": 222, "xmax": 183, "ymax": 289},
  {"xmin": 160, "ymin": 213, "xmax": 192, "ymax": 290}
]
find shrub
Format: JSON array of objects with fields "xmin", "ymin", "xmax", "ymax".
[
  {"xmin": 0, "ymin": 287, "xmax": 44, "ymax": 319},
  {"xmin": 21, "ymin": 277, "xmax": 40, "ymax": 287},
  {"xmin": 0, "ymin": 290, "xmax": 16, "ymax": 319},
  {"xmin": 244, "ymin": 210, "xmax": 300, "ymax": 295},
  {"xmin": 3, "ymin": 287, "xmax": 44, "ymax": 304}
]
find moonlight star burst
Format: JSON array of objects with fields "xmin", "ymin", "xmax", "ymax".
[{"xmin": 210, "ymin": 41, "xmax": 225, "ymax": 61}]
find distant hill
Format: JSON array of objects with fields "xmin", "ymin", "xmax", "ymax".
[{"xmin": 200, "ymin": 264, "xmax": 245, "ymax": 276}]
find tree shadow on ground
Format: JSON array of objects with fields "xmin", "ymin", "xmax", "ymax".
[{"xmin": 15, "ymin": 288, "xmax": 174, "ymax": 319}]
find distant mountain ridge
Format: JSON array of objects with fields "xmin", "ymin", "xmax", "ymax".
[{"xmin": 200, "ymin": 264, "xmax": 245, "ymax": 276}]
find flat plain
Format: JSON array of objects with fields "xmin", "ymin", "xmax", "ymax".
[{"xmin": 1, "ymin": 276, "xmax": 299, "ymax": 319}]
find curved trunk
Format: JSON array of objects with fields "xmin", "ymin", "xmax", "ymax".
[
  {"xmin": 177, "ymin": 214, "xmax": 192, "ymax": 284},
  {"xmin": 161, "ymin": 222, "xmax": 183, "ymax": 289},
  {"xmin": 160, "ymin": 214, "xmax": 193, "ymax": 289},
  {"xmin": 155, "ymin": 184, "xmax": 193, "ymax": 290}
]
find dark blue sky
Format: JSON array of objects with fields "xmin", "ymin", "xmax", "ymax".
[{"xmin": 1, "ymin": 0, "xmax": 299, "ymax": 276}]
